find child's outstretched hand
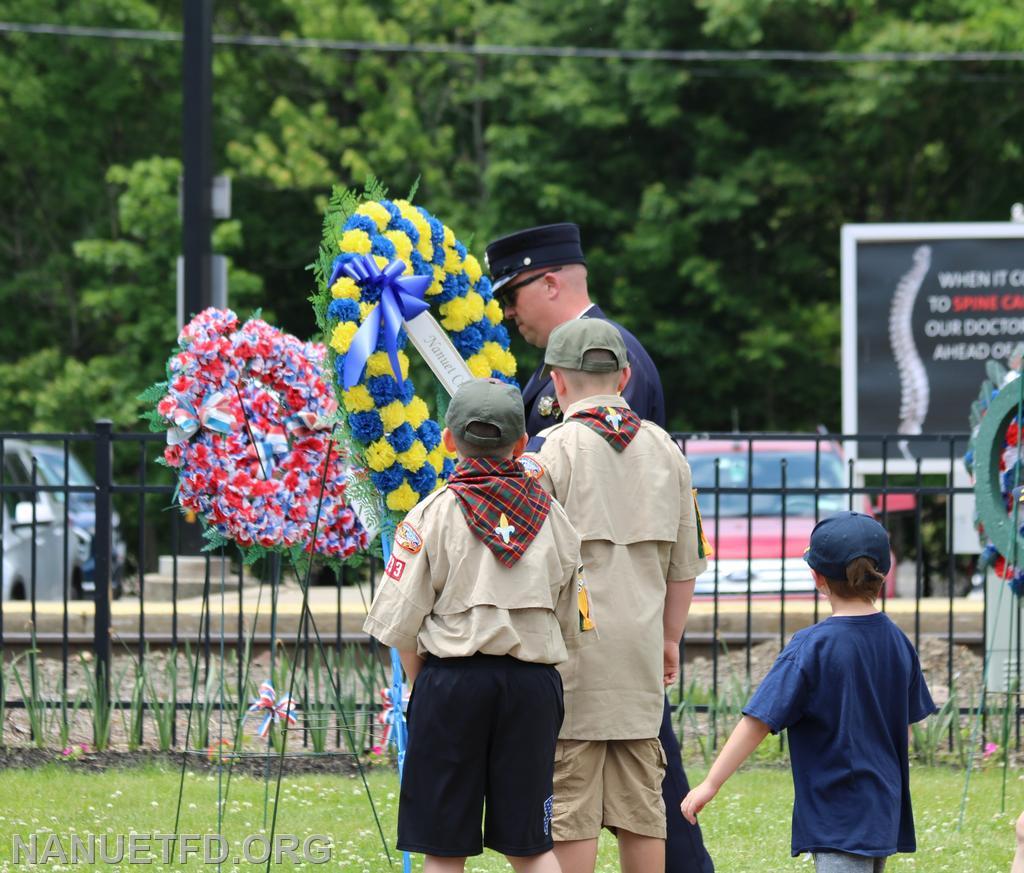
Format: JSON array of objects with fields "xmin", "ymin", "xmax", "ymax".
[{"xmin": 680, "ymin": 780, "xmax": 718, "ymax": 825}]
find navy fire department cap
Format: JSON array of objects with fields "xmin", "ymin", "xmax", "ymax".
[
  {"xmin": 803, "ymin": 511, "xmax": 891, "ymax": 580},
  {"xmin": 485, "ymin": 222, "xmax": 586, "ymax": 293}
]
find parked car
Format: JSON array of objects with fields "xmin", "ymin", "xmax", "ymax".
[
  {"xmin": 2, "ymin": 440, "xmax": 88, "ymax": 600},
  {"xmin": 681, "ymin": 438, "xmax": 897, "ymax": 598},
  {"xmin": 30, "ymin": 443, "xmax": 125, "ymax": 599}
]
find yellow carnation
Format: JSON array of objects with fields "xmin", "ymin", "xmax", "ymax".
[
  {"xmin": 443, "ymin": 245, "xmax": 463, "ymax": 272},
  {"xmin": 397, "ymin": 443, "xmax": 428, "ymax": 471},
  {"xmin": 343, "ymin": 385, "xmax": 375, "ymax": 413},
  {"xmin": 355, "ymin": 201, "xmax": 392, "ymax": 231},
  {"xmin": 374, "ymin": 255, "xmax": 389, "ymax": 269},
  {"xmin": 379, "ymin": 400, "xmax": 406, "ymax": 433},
  {"xmin": 365, "ymin": 350, "xmax": 409, "ymax": 380},
  {"xmin": 331, "ymin": 276, "xmax": 361, "ymax": 299},
  {"xmin": 426, "ymin": 265, "xmax": 445, "ymax": 297},
  {"xmin": 484, "ymin": 298, "xmax": 503, "ymax": 325},
  {"xmin": 483, "ymin": 341, "xmax": 516, "ymax": 377},
  {"xmin": 466, "ymin": 353, "xmax": 492, "ymax": 379},
  {"xmin": 386, "ymin": 482, "xmax": 420, "ymax": 512},
  {"xmin": 405, "ymin": 396, "xmax": 429, "ymax": 429},
  {"xmin": 464, "ymin": 254, "xmax": 482, "ymax": 285},
  {"xmin": 384, "ymin": 229, "xmax": 413, "ymax": 264},
  {"xmin": 364, "ymin": 438, "xmax": 397, "ymax": 472},
  {"xmin": 442, "ymin": 225, "xmax": 455, "ymax": 247},
  {"xmin": 339, "ymin": 229, "xmax": 371, "ymax": 255},
  {"xmin": 329, "ymin": 322, "xmax": 358, "ymax": 355},
  {"xmin": 464, "ymin": 291, "xmax": 485, "ymax": 322},
  {"xmin": 427, "ymin": 447, "xmax": 448, "ymax": 473},
  {"xmin": 440, "ymin": 297, "xmax": 472, "ymax": 332},
  {"xmin": 359, "ymin": 301, "xmax": 376, "ymax": 322}
]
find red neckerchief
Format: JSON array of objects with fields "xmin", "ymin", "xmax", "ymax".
[
  {"xmin": 446, "ymin": 457, "xmax": 552, "ymax": 567},
  {"xmin": 569, "ymin": 405, "xmax": 641, "ymax": 452}
]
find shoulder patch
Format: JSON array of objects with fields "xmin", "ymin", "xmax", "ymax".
[
  {"xmin": 518, "ymin": 454, "xmax": 545, "ymax": 479},
  {"xmin": 393, "ymin": 520, "xmax": 423, "ymax": 554}
]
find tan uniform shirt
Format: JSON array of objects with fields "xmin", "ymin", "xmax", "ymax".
[
  {"xmin": 532, "ymin": 394, "xmax": 707, "ymax": 740},
  {"xmin": 362, "ymin": 485, "xmax": 590, "ymax": 665}
]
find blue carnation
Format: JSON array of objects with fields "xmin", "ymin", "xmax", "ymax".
[
  {"xmin": 367, "ymin": 375, "xmax": 400, "ymax": 406},
  {"xmin": 344, "ymin": 215, "xmax": 377, "ymax": 235},
  {"xmin": 371, "ymin": 234, "xmax": 396, "ymax": 260},
  {"xmin": 400, "ymin": 378, "xmax": 416, "ymax": 403},
  {"xmin": 436, "ymin": 274, "xmax": 461, "ymax": 304},
  {"xmin": 334, "ymin": 355, "xmax": 347, "ymax": 381},
  {"xmin": 379, "ymin": 199, "xmax": 402, "ymax": 223},
  {"xmin": 410, "ymin": 251, "xmax": 431, "ymax": 277},
  {"xmin": 418, "ymin": 420, "xmax": 442, "ymax": 451},
  {"xmin": 409, "ymin": 463, "xmax": 437, "ymax": 496},
  {"xmin": 489, "ymin": 323, "xmax": 511, "ymax": 348},
  {"xmin": 371, "ymin": 467, "xmax": 404, "ymax": 493},
  {"xmin": 392, "ymin": 216, "xmax": 419, "ymax": 245},
  {"xmin": 476, "ymin": 275, "xmax": 493, "ymax": 302},
  {"xmin": 387, "ymin": 423, "xmax": 417, "ymax": 453},
  {"xmin": 451, "ymin": 324, "xmax": 484, "ymax": 358},
  {"xmin": 493, "ymin": 372, "xmax": 518, "ymax": 387},
  {"xmin": 349, "ymin": 410, "xmax": 384, "ymax": 443},
  {"xmin": 441, "ymin": 457, "xmax": 456, "ymax": 480},
  {"xmin": 454, "ymin": 241, "xmax": 467, "ymax": 260},
  {"xmin": 327, "ymin": 298, "xmax": 360, "ymax": 323},
  {"xmin": 361, "ymin": 280, "xmax": 382, "ymax": 305}
]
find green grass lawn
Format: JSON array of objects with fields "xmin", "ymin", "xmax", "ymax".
[{"xmin": 0, "ymin": 762, "xmax": 1016, "ymax": 871}]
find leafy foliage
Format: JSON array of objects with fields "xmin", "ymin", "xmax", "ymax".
[{"xmin": 2, "ymin": 0, "xmax": 1024, "ymax": 432}]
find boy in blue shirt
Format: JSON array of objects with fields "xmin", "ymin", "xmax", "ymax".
[{"xmin": 681, "ymin": 511, "xmax": 936, "ymax": 873}]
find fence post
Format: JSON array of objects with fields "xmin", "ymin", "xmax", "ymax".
[{"xmin": 93, "ymin": 420, "xmax": 113, "ymax": 703}]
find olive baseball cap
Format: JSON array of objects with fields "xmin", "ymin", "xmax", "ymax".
[
  {"xmin": 544, "ymin": 319, "xmax": 628, "ymax": 373},
  {"xmin": 803, "ymin": 511, "xmax": 892, "ymax": 580},
  {"xmin": 445, "ymin": 378, "xmax": 526, "ymax": 447}
]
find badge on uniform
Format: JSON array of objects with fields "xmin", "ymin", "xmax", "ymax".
[
  {"xmin": 385, "ymin": 554, "xmax": 406, "ymax": 581},
  {"xmin": 518, "ymin": 454, "xmax": 544, "ymax": 480},
  {"xmin": 394, "ymin": 520, "xmax": 423, "ymax": 554},
  {"xmin": 692, "ymin": 489, "xmax": 714, "ymax": 559},
  {"xmin": 494, "ymin": 512, "xmax": 516, "ymax": 545},
  {"xmin": 576, "ymin": 566, "xmax": 596, "ymax": 632},
  {"xmin": 538, "ymin": 394, "xmax": 561, "ymax": 420},
  {"xmin": 603, "ymin": 406, "xmax": 622, "ymax": 432}
]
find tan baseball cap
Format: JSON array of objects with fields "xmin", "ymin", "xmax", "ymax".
[
  {"xmin": 544, "ymin": 319, "xmax": 628, "ymax": 373},
  {"xmin": 445, "ymin": 379, "xmax": 526, "ymax": 447}
]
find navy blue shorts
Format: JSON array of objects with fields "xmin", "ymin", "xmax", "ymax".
[{"xmin": 397, "ymin": 654, "xmax": 564, "ymax": 857}]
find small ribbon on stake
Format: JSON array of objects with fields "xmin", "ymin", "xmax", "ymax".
[
  {"xmin": 249, "ymin": 425, "xmax": 290, "ymax": 478},
  {"xmin": 167, "ymin": 390, "xmax": 236, "ymax": 445},
  {"xmin": 329, "ymin": 255, "xmax": 432, "ymax": 390},
  {"xmin": 247, "ymin": 680, "xmax": 299, "ymax": 739}
]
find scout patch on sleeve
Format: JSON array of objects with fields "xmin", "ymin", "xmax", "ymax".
[
  {"xmin": 393, "ymin": 520, "xmax": 423, "ymax": 554},
  {"xmin": 385, "ymin": 554, "xmax": 406, "ymax": 581},
  {"xmin": 692, "ymin": 489, "xmax": 714, "ymax": 559},
  {"xmin": 576, "ymin": 566, "xmax": 596, "ymax": 632},
  {"xmin": 518, "ymin": 454, "xmax": 545, "ymax": 480}
]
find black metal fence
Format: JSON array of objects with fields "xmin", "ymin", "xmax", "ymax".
[{"xmin": 0, "ymin": 425, "xmax": 1010, "ymax": 753}]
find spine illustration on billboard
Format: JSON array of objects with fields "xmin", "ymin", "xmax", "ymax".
[{"xmin": 888, "ymin": 244, "xmax": 932, "ymax": 459}]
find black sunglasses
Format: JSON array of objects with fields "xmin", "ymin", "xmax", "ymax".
[{"xmin": 495, "ymin": 266, "xmax": 563, "ymax": 307}]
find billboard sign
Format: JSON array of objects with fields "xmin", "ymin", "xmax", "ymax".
[{"xmin": 842, "ymin": 222, "xmax": 1024, "ymax": 466}]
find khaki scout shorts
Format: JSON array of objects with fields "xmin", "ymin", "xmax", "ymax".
[{"xmin": 551, "ymin": 738, "xmax": 667, "ymax": 841}]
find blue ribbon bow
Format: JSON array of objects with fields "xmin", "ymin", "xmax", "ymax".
[{"xmin": 329, "ymin": 255, "xmax": 432, "ymax": 390}]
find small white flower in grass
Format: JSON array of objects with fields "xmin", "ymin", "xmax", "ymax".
[{"xmin": 150, "ymin": 801, "xmax": 159, "ymax": 807}]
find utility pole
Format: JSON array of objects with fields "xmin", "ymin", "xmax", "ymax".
[{"xmin": 182, "ymin": 0, "xmax": 214, "ymax": 322}]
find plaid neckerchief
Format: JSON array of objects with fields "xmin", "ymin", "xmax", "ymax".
[
  {"xmin": 447, "ymin": 457, "xmax": 552, "ymax": 567},
  {"xmin": 569, "ymin": 405, "xmax": 641, "ymax": 452}
]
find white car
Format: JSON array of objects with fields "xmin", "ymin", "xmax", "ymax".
[{"xmin": 2, "ymin": 440, "xmax": 89, "ymax": 600}]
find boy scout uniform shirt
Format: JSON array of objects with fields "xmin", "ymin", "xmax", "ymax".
[
  {"xmin": 362, "ymin": 485, "xmax": 588, "ymax": 665},
  {"xmin": 531, "ymin": 394, "xmax": 707, "ymax": 740}
]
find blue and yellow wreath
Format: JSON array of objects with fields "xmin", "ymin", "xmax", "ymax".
[{"xmin": 312, "ymin": 185, "xmax": 517, "ymax": 515}]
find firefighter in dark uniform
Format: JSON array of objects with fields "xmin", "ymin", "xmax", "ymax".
[{"xmin": 485, "ymin": 222, "xmax": 715, "ymax": 873}]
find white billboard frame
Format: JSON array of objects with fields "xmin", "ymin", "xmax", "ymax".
[{"xmin": 841, "ymin": 221, "xmax": 1024, "ymax": 475}]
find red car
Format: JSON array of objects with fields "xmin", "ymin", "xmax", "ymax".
[{"xmin": 679, "ymin": 438, "xmax": 897, "ymax": 598}]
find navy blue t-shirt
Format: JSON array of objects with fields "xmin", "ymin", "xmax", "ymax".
[{"xmin": 743, "ymin": 612, "xmax": 935, "ymax": 858}]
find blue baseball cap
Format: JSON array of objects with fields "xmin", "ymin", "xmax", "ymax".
[{"xmin": 803, "ymin": 511, "xmax": 891, "ymax": 580}]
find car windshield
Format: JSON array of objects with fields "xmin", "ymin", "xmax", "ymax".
[
  {"xmin": 688, "ymin": 450, "xmax": 848, "ymax": 518},
  {"xmin": 32, "ymin": 448, "xmax": 94, "ymax": 500}
]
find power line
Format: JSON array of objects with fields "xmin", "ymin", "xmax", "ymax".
[{"xmin": 2, "ymin": 19, "xmax": 1024, "ymax": 64}]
